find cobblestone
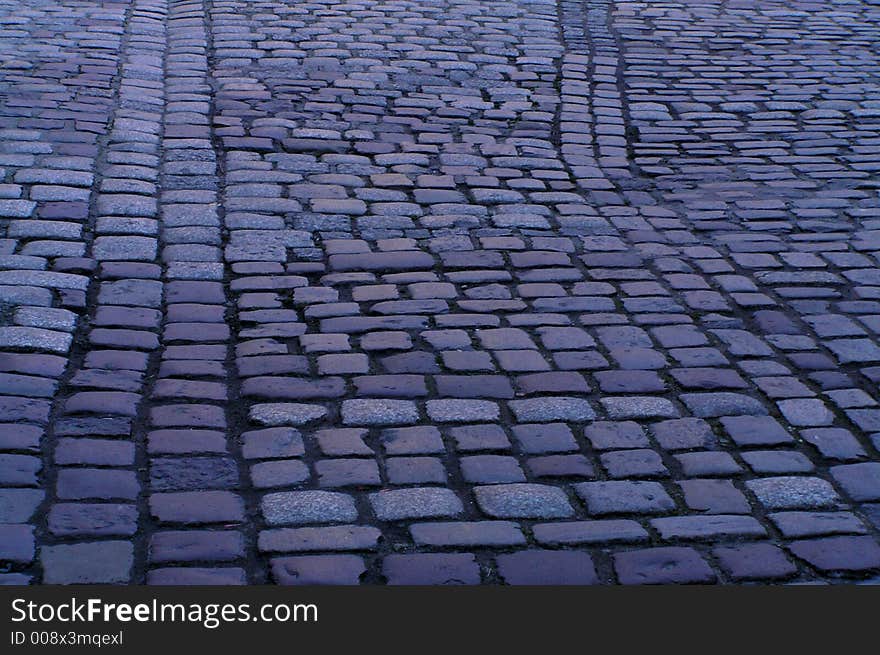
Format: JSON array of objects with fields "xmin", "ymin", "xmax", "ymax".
[
  {"xmin": 262, "ymin": 491, "xmax": 358, "ymax": 526},
  {"xmin": 370, "ymin": 488, "xmax": 463, "ymax": 521},
  {"xmin": 475, "ymin": 484, "xmax": 574, "ymax": 519},
  {"xmin": 2, "ymin": 0, "xmax": 880, "ymax": 586}
]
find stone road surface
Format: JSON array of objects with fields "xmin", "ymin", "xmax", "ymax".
[{"xmin": 1, "ymin": 0, "xmax": 880, "ymax": 585}]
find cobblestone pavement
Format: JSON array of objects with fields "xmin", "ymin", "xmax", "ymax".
[{"xmin": 2, "ymin": 0, "xmax": 880, "ymax": 585}]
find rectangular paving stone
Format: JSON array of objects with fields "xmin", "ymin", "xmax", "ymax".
[
  {"xmin": 370, "ymin": 487, "xmax": 463, "ymax": 521},
  {"xmin": 262, "ymin": 491, "xmax": 358, "ymax": 526},
  {"xmin": 533, "ymin": 520, "xmax": 650, "ymax": 545},
  {"xmin": 410, "ymin": 521, "xmax": 526, "ymax": 547},
  {"xmin": 41, "ymin": 542, "xmax": 133, "ymax": 584},
  {"xmin": 475, "ymin": 484, "xmax": 574, "ymax": 519},
  {"xmin": 258, "ymin": 526, "xmax": 382, "ymax": 553}
]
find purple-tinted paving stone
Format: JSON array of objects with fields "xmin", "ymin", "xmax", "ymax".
[
  {"xmin": 0, "ymin": 489, "xmax": 43, "ymax": 523},
  {"xmin": 361, "ymin": 332, "xmax": 412, "ymax": 352},
  {"xmin": 316, "ymin": 429, "xmax": 372, "ymax": 456},
  {"xmin": 650, "ymin": 515, "xmax": 766, "ymax": 540},
  {"xmin": 461, "ymin": 456, "xmax": 525, "ymax": 483},
  {"xmin": 150, "ymin": 491, "xmax": 244, "ymax": 524},
  {"xmin": 0, "ymin": 397, "xmax": 51, "ymax": 424},
  {"xmin": 441, "ymin": 351, "xmax": 494, "ymax": 371},
  {"xmin": 477, "ymin": 328, "xmax": 536, "ymax": 350},
  {"xmin": 512, "ymin": 423, "xmax": 578, "ymax": 454},
  {"xmin": 553, "ymin": 351, "xmax": 608, "ymax": 370},
  {"xmin": 271, "ymin": 556, "xmax": 366, "ymax": 585},
  {"xmin": 614, "ymin": 547, "xmax": 716, "ymax": 585},
  {"xmin": 383, "ymin": 553, "xmax": 481, "ymax": 585},
  {"xmin": 679, "ymin": 479, "xmax": 750, "ymax": 514},
  {"xmin": 575, "ymin": 481, "xmax": 675, "ymax": 515},
  {"xmin": 317, "ymin": 459, "xmax": 381, "ymax": 487},
  {"xmin": 652, "ymin": 418, "xmax": 715, "ymax": 450},
  {"xmin": 847, "ymin": 409, "xmax": 880, "ymax": 433},
  {"xmin": 584, "ymin": 421, "xmax": 649, "ymax": 450},
  {"xmin": 528, "ymin": 453, "xmax": 595, "ymax": 479},
  {"xmin": 354, "ymin": 375, "xmax": 427, "ymax": 397},
  {"xmin": 56, "ymin": 469, "xmax": 138, "ymax": 500},
  {"xmin": 242, "ymin": 376, "xmax": 346, "ymax": 399},
  {"xmin": 151, "ymin": 404, "xmax": 226, "ymax": 429},
  {"xmin": 0, "ymin": 574, "xmax": 31, "ymax": 585},
  {"xmin": 515, "ymin": 372, "xmax": 589, "ymax": 395},
  {"xmin": 769, "ymin": 512, "xmax": 868, "ymax": 538},
  {"xmin": 381, "ymin": 426, "xmax": 444, "ymax": 454},
  {"xmin": 330, "ymin": 251, "xmax": 434, "ymax": 272},
  {"xmin": 596, "ymin": 370, "xmax": 666, "ymax": 393},
  {"xmin": 148, "ymin": 568, "xmax": 247, "ymax": 585},
  {"xmin": 714, "ymin": 544, "xmax": 798, "ymax": 581},
  {"xmin": 610, "ymin": 348, "xmax": 667, "ymax": 370},
  {"xmin": 411, "ymin": 521, "xmax": 526, "ymax": 547},
  {"xmin": 742, "ymin": 450, "xmax": 814, "ymax": 474},
  {"xmin": 788, "ymin": 536, "xmax": 880, "ymax": 573},
  {"xmin": 533, "ymin": 520, "xmax": 649, "ymax": 545},
  {"xmin": 258, "ymin": 526, "xmax": 382, "ymax": 553},
  {"xmin": 435, "ymin": 375, "xmax": 513, "ymax": 399},
  {"xmin": 150, "ymin": 457, "xmax": 239, "ymax": 491},
  {"xmin": 826, "ymin": 339, "xmax": 880, "ymax": 364},
  {"xmin": 317, "ymin": 354, "xmax": 369, "ymax": 375},
  {"xmin": 863, "ymin": 505, "xmax": 880, "ymax": 531},
  {"xmin": 55, "ymin": 439, "xmax": 134, "ymax": 466},
  {"xmin": 55, "ymin": 417, "xmax": 131, "ymax": 437},
  {"xmin": 238, "ymin": 355, "xmax": 308, "ymax": 377},
  {"xmin": 448, "ymin": 424, "xmax": 510, "ymax": 451},
  {"xmin": 148, "ymin": 430, "xmax": 228, "ymax": 455},
  {"xmin": 242, "ymin": 428, "xmax": 304, "ymax": 459},
  {"xmin": 830, "ymin": 463, "xmax": 880, "ymax": 501},
  {"xmin": 801, "ymin": 429, "xmax": 867, "ymax": 461},
  {"xmin": 497, "ymin": 551, "xmax": 598, "ymax": 585},
  {"xmin": 601, "ymin": 449, "xmax": 669, "ymax": 478},
  {"xmin": 251, "ymin": 460, "xmax": 310, "ymax": 488},
  {"xmin": 0, "ymin": 373, "xmax": 57, "ymax": 398},
  {"xmin": 0, "ymin": 525, "xmax": 34, "ymax": 564},
  {"xmin": 48, "ymin": 503, "xmax": 137, "ymax": 537},
  {"xmin": 381, "ymin": 352, "xmax": 439, "ymax": 373},
  {"xmin": 70, "ymin": 369, "xmax": 142, "ymax": 393},
  {"xmin": 719, "ymin": 416, "xmax": 793, "ymax": 447},
  {"xmin": 777, "ymin": 399, "xmax": 834, "ymax": 427},
  {"xmin": 85, "ymin": 350, "xmax": 148, "ymax": 371},
  {"xmin": 495, "ymin": 350, "xmax": 551, "ymax": 372},
  {"xmin": 680, "ymin": 393, "xmax": 768, "ymax": 418},
  {"xmin": 41, "ymin": 541, "xmax": 133, "ymax": 584},
  {"xmin": 387, "ymin": 457, "xmax": 447, "ymax": 484},
  {"xmin": 149, "ymin": 531, "xmax": 245, "ymax": 563},
  {"xmin": 670, "ymin": 368, "xmax": 747, "ymax": 390},
  {"xmin": 0, "ymin": 353, "xmax": 67, "ymax": 378},
  {"xmin": 0, "ymin": 454, "xmax": 41, "ymax": 486},
  {"xmin": 0, "ymin": 424, "xmax": 42, "ymax": 451}
]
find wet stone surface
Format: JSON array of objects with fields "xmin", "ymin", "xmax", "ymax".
[{"xmin": 1, "ymin": 0, "xmax": 880, "ymax": 584}]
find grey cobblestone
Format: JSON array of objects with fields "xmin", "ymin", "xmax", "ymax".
[{"xmin": 262, "ymin": 491, "xmax": 358, "ymax": 526}]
